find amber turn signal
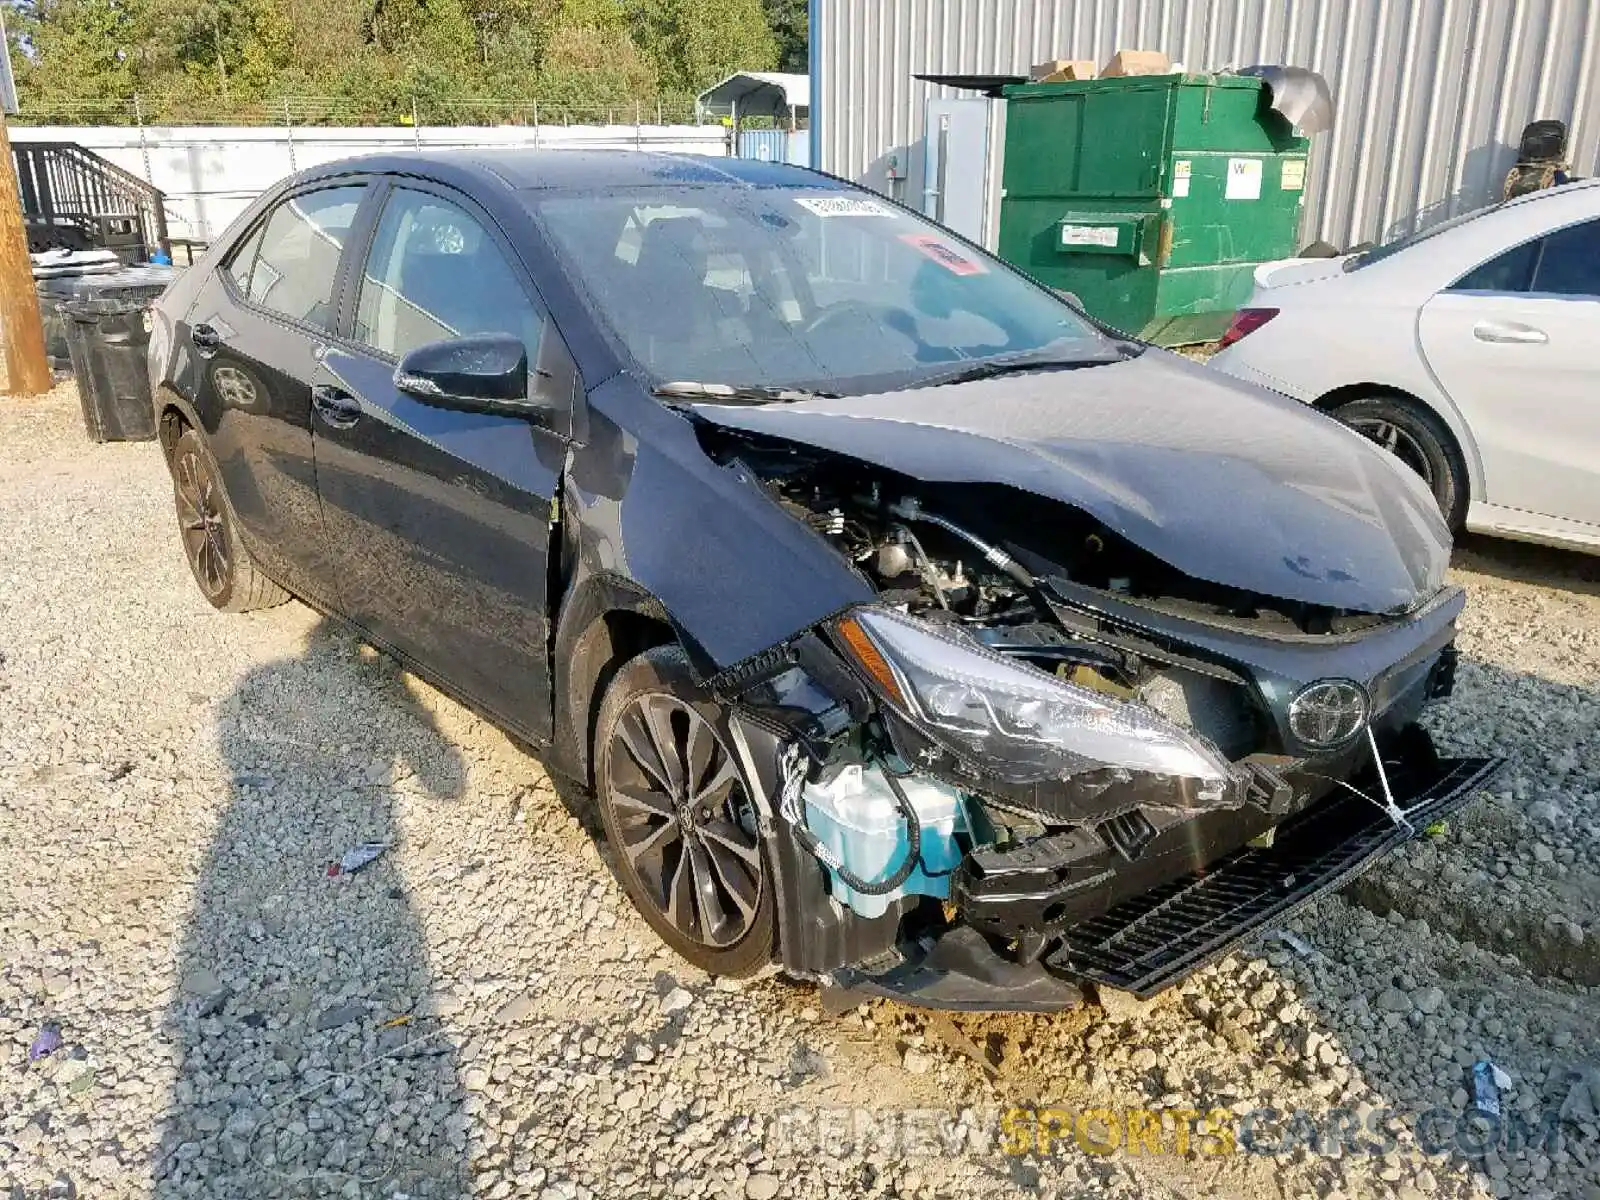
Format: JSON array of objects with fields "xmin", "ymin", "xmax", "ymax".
[{"xmin": 835, "ymin": 614, "xmax": 906, "ymax": 708}]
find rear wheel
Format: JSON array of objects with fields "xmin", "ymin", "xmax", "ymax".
[
  {"xmin": 594, "ymin": 646, "xmax": 775, "ymax": 977},
  {"xmin": 1331, "ymin": 393, "xmax": 1468, "ymax": 531},
  {"xmin": 170, "ymin": 428, "xmax": 289, "ymax": 612}
]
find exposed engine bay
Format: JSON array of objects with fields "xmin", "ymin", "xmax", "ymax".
[
  {"xmin": 762, "ymin": 451, "xmax": 1387, "ymax": 640},
  {"xmin": 720, "ymin": 430, "xmax": 1357, "ymax": 767},
  {"xmin": 691, "ymin": 422, "xmax": 1499, "ymax": 1005}
]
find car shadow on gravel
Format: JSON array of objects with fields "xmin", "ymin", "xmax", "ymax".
[{"xmin": 154, "ymin": 619, "xmax": 471, "ymax": 1199}]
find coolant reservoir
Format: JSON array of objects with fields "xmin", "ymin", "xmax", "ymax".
[{"xmin": 802, "ymin": 764, "xmax": 968, "ymax": 919}]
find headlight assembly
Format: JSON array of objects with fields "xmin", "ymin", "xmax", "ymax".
[{"xmin": 834, "ymin": 607, "xmax": 1231, "ymax": 786}]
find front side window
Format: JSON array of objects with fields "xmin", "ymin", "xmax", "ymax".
[
  {"xmin": 355, "ymin": 188, "xmax": 541, "ymax": 360},
  {"xmin": 246, "ymin": 185, "xmax": 365, "ymax": 329},
  {"xmin": 1531, "ymin": 219, "xmax": 1600, "ymax": 297},
  {"xmin": 536, "ymin": 187, "xmax": 1103, "ymax": 395}
]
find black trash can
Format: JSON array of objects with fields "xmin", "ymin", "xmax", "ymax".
[
  {"xmin": 62, "ymin": 298, "xmax": 159, "ymax": 443},
  {"xmin": 35, "ymin": 263, "xmax": 174, "ymax": 372},
  {"xmin": 35, "ymin": 285, "xmax": 73, "ymax": 369}
]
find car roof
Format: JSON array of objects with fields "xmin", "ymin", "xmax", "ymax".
[
  {"xmin": 1404, "ymin": 177, "xmax": 1600, "ymax": 250},
  {"xmin": 292, "ymin": 149, "xmax": 849, "ymax": 195},
  {"xmin": 1404, "ymin": 177, "xmax": 1600, "ymax": 242},
  {"xmin": 1458, "ymin": 176, "xmax": 1600, "ymax": 229}
]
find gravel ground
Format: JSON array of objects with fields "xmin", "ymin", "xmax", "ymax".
[{"xmin": 1, "ymin": 383, "xmax": 1596, "ymax": 1200}]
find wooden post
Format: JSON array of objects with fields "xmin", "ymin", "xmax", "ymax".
[{"xmin": 0, "ymin": 110, "xmax": 51, "ymax": 396}]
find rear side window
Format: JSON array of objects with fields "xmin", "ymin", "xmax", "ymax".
[
  {"xmin": 354, "ymin": 187, "xmax": 541, "ymax": 360},
  {"xmin": 1452, "ymin": 240, "xmax": 1539, "ymax": 293},
  {"xmin": 1532, "ymin": 219, "xmax": 1600, "ymax": 297},
  {"xmin": 244, "ymin": 186, "xmax": 366, "ymax": 329}
]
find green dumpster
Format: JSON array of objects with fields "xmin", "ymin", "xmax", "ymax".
[{"xmin": 995, "ymin": 73, "xmax": 1311, "ymax": 345}]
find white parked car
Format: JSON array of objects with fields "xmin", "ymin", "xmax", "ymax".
[{"xmin": 1210, "ymin": 179, "xmax": 1600, "ymax": 554}]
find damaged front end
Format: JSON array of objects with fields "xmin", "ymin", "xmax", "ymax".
[{"xmin": 703, "ymin": 425, "xmax": 1503, "ymax": 1008}]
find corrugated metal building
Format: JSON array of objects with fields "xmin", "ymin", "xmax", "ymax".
[{"xmin": 810, "ymin": 0, "xmax": 1600, "ymax": 248}]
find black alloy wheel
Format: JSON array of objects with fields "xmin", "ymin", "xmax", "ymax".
[
  {"xmin": 168, "ymin": 428, "xmax": 289, "ymax": 612},
  {"xmin": 173, "ymin": 437, "xmax": 232, "ymax": 600},
  {"xmin": 595, "ymin": 647, "xmax": 774, "ymax": 975}
]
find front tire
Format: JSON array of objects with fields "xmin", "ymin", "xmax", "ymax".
[
  {"xmin": 169, "ymin": 428, "xmax": 289, "ymax": 613},
  {"xmin": 594, "ymin": 646, "xmax": 775, "ymax": 977},
  {"xmin": 1332, "ymin": 393, "xmax": 1469, "ymax": 531}
]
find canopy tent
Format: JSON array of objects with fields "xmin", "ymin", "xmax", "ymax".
[{"xmin": 696, "ymin": 73, "xmax": 810, "ymax": 127}]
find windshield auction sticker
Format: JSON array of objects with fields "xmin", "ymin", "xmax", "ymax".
[
  {"xmin": 795, "ymin": 196, "xmax": 895, "ymax": 217},
  {"xmin": 899, "ymin": 234, "xmax": 989, "ymax": 275}
]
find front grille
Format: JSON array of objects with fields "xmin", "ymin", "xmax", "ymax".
[{"xmin": 1046, "ymin": 756, "xmax": 1504, "ymax": 997}]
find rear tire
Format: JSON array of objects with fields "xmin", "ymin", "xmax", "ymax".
[
  {"xmin": 169, "ymin": 428, "xmax": 290, "ymax": 613},
  {"xmin": 593, "ymin": 646, "xmax": 775, "ymax": 977},
  {"xmin": 1331, "ymin": 393, "xmax": 1468, "ymax": 531}
]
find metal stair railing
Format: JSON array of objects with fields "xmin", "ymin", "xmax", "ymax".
[{"xmin": 13, "ymin": 141, "xmax": 169, "ymax": 260}]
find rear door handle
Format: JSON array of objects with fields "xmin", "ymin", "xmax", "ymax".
[
  {"xmin": 191, "ymin": 323, "xmax": 222, "ymax": 355},
  {"xmin": 1473, "ymin": 320, "xmax": 1547, "ymax": 345},
  {"xmin": 311, "ymin": 384, "xmax": 363, "ymax": 429}
]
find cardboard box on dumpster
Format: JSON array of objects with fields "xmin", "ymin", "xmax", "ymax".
[
  {"xmin": 1030, "ymin": 58, "xmax": 1098, "ymax": 82},
  {"xmin": 1100, "ymin": 49, "xmax": 1172, "ymax": 77}
]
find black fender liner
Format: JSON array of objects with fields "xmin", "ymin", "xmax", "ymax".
[
  {"xmin": 546, "ymin": 570, "xmax": 680, "ymax": 788},
  {"xmin": 153, "ymin": 384, "xmax": 204, "ymax": 461}
]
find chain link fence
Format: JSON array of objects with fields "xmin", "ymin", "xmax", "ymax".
[{"xmin": 14, "ymin": 94, "xmax": 714, "ymax": 129}]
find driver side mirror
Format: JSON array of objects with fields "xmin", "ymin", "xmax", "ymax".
[
  {"xmin": 394, "ymin": 334, "xmax": 534, "ymax": 416},
  {"xmin": 1053, "ymin": 288, "xmax": 1087, "ymax": 312}
]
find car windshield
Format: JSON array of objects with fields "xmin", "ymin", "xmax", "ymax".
[{"xmin": 535, "ymin": 187, "xmax": 1109, "ymax": 395}]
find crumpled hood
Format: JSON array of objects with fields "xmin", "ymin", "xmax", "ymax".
[{"xmin": 690, "ymin": 351, "xmax": 1451, "ymax": 614}]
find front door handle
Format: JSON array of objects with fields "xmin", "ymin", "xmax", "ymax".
[
  {"xmin": 311, "ymin": 384, "xmax": 362, "ymax": 429},
  {"xmin": 191, "ymin": 323, "xmax": 222, "ymax": 356},
  {"xmin": 1473, "ymin": 320, "xmax": 1548, "ymax": 345}
]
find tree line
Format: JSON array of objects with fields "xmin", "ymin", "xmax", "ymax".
[{"xmin": 6, "ymin": 0, "xmax": 810, "ymax": 124}]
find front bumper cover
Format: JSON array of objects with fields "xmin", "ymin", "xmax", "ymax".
[{"xmin": 827, "ymin": 746, "xmax": 1502, "ymax": 1009}]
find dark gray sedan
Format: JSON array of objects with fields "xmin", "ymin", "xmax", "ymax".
[{"xmin": 148, "ymin": 149, "xmax": 1499, "ymax": 1009}]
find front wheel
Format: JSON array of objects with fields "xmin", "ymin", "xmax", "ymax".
[
  {"xmin": 593, "ymin": 646, "xmax": 775, "ymax": 977},
  {"xmin": 1332, "ymin": 394, "xmax": 1469, "ymax": 531}
]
